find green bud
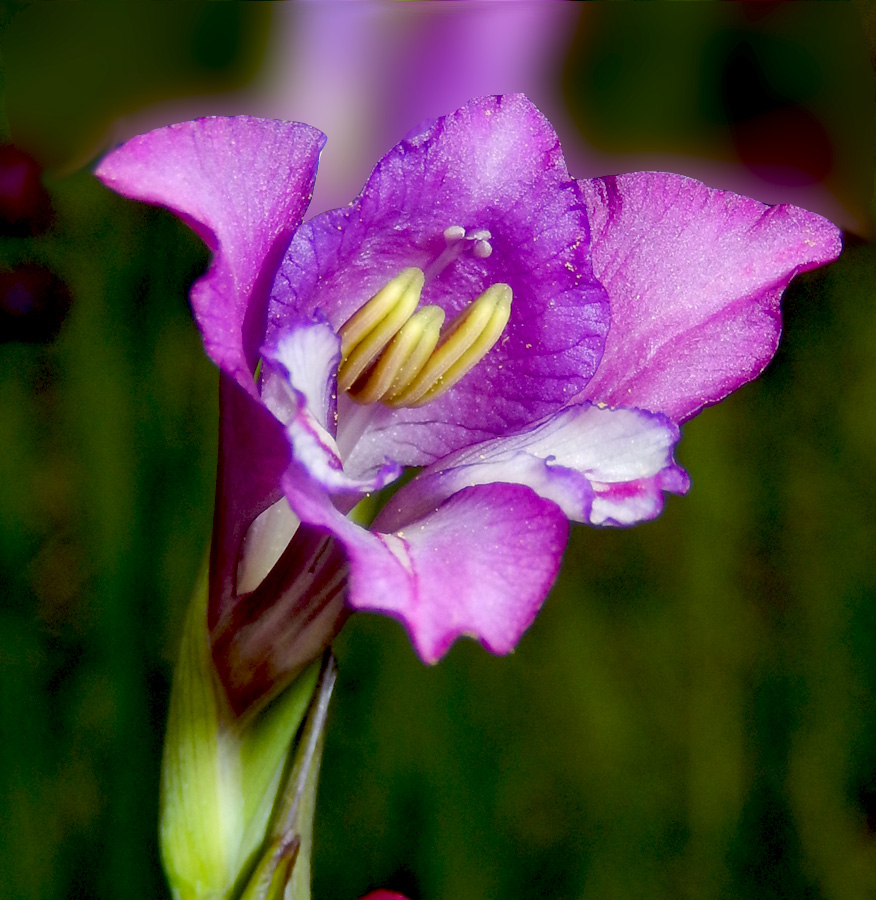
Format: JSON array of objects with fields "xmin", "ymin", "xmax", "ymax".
[
  {"xmin": 238, "ymin": 657, "xmax": 336, "ymax": 900},
  {"xmin": 159, "ymin": 565, "xmax": 321, "ymax": 900}
]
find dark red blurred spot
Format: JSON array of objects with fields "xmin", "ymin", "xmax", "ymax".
[
  {"xmin": 358, "ymin": 893, "xmax": 411, "ymax": 900},
  {"xmin": 857, "ymin": 776, "xmax": 876, "ymax": 835},
  {"xmin": 0, "ymin": 144, "xmax": 53, "ymax": 235},
  {"xmin": 721, "ymin": 39, "xmax": 832, "ymax": 186},
  {"xmin": 0, "ymin": 264, "xmax": 72, "ymax": 342},
  {"xmin": 737, "ymin": 3, "xmax": 785, "ymax": 23},
  {"xmin": 731, "ymin": 105, "xmax": 833, "ymax": 186}
]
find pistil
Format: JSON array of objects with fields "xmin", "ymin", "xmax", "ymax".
[{"xmin": 424, "ymin": 225, "xmax": 494, "ymax": 280}]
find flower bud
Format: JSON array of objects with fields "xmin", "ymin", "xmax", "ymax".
[{"xmin": 159, "ymin": 566, "xmax": 323, "ymax": 900}]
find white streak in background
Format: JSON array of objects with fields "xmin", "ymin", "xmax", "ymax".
[{"xmin": 106, "ymin": 3, "xmax": 855, "ymax": 232}]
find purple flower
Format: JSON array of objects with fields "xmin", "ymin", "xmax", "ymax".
[{"xmin": 96, "ymin": 95, "xmax": 841, "ymax": 714}]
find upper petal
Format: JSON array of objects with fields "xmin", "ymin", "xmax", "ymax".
[
  {"xmin": 270, "ymin": 94, "xmax": 609, "ymax": 467},
  {"xmin": 579, "ymin": 172, "xmax": 842, "ymax": 421},
  {"xmin": 96, "ymin": 116, "xmax": 325, "ymax": 393}
]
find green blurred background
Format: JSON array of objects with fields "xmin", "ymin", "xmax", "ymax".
[{"xmin": 1, "ymin": 3, "xmax": 874, "ymax": 899}]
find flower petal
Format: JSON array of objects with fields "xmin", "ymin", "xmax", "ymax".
[
  {"xmin": 282, "ymin": 469, "xmax": 568, "ymax": 663},
  {"xmin": 262, "ymin": 317, "xmax": 340, "ymax": 432},
  {"xmin": 211, "ymin": 522, "xmax": 349, "ymax": 716},
  {"xmin": 590, "ymin": 464, "xmax": 690, "ymax": 527},
  {"xmin": 377, "ymin": 403, "xmax": 687, "ymax": 529},
  {"xmin": 210, "ymin": 375, "xmax": 291, "ymax": 628},
  {"xmin": 96, "ymin": 116, "xmax": 325, "ymax": 393},
  {"xmin": 270, "ymin": 94, "xmax": 609, "ymax": 468},
  {"xmin": 579, "ymin": 172, "xmax": 842, "ymax": 421},
  {"xmin": 262, "ymin": 319, "xmax": 401, "ymax": 496}
]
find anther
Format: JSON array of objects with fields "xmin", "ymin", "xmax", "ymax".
[
  {"xmin": 389, "ymin": 283, "xmax": 512, "ymax": 407},
  {"xmin": 337, "ymin": 267, "xmax": 424, "ymax": 392},
  {"xmin": 350, "ymin": 306, "xmax": 446, "ymax": 404}
]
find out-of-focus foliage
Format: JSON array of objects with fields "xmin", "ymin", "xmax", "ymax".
[
  {"xmin": 0, "ymin": 5, "xmax": 873, "ymax": 900},
  {"xmin": 1, "ymin": 2, "xmax": 269, "ymax": 169},
  {"xmin": 0, "ymin": 170, "xmax": 216, "ymax": 899}
]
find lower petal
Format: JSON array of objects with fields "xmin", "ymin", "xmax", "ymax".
[
  {"xmin": 378, "ymin": 403, "xmax": 687, "ymax": 529},
  {"xmin": 591, "ymin": 464, "xmax": 690, "ymax": 527},
  {"xmin": 263, "ymin": 320, "xmax": 401, "ymax": 497},
  {"xmin": 283, "ymin": 471, "xmax": 568, "ymax": 663}
]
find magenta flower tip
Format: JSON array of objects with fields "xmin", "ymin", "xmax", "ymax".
[{"xmin": 358, "ymin": 892, "xmax": 410, "ymax": 900}]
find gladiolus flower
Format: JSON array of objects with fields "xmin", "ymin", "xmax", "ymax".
[{"xmin": 96, "ymin": 95, "xmax": 841, "ymax": 714}]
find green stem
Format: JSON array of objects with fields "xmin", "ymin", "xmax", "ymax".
[{"xmin": 236, "ymin": 655, "xmax": 337, "ymax": 900}]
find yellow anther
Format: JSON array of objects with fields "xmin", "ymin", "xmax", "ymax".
[
  {"xmin": 337, "ymin": 268, "xmax": 424, "ymax": 392},
  {"xmin": 390, "ymin": 283, "xmax": 512, "ymax": 407},
  {"xmin": 351, "ymin": 306, "xmax": 446, "ymax": 405}
]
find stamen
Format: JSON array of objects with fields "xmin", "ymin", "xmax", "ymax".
[
  {"xmin": 337, "ymin": 267, "xmax": 424, "ymax": 392},
  {"xmin": 336, "ymin": 234, "xmax": 510, "ymax": 410},
  {"xmin": 351, "ymin": 306, "xmax": 446, "ymax": 405},
  {"xmin": 389, "ymin": 283, "xmax": 512, "ymax": 407}
]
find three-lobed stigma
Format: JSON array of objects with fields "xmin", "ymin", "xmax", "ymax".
[{"xmin": 337, "ymin": 267, "xmax": 512, "ymax": 408}]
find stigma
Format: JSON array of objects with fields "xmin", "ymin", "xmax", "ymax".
[
  {"xmin": 425, "ymin": 225, "xmax": 493, "ymax": 278},
  {"xmin": 337, "ymin": 267, "xmax": 512, "ymax": 408}
]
